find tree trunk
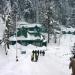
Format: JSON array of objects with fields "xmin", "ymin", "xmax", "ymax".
[
  {"xmin": 48, "ymin": 32, "xmax": 50, "ymax": 43},
  {"xmin": 5, "ymin": 44, "xmax": 7, "ymax": 55}
]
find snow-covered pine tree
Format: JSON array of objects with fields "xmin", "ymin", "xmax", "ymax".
[
  {"xmin": 11, "ymin": 1, "xmax": 18, "ymax": 33},
  {"xmin": 18, "ymin": 0, "xmax": 34, "ymax": 23},
  {"xmin": 4, "ymin": 13, "xmax": 12, "ymax": 55},
  {"xmin": 42, "ymin": 0, "xmax": 54, "ymax": 43}
]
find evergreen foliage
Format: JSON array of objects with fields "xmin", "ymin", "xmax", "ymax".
[
  {"xmin": 73, "ymin": 31, "xmax": 75, "ymax": 35},
  {"xmin": 17, "ymin": 27, "xmax": 27, "ymax": 37},
  {"xmin": 62, "ymin": 31, "xmax": 66, "ymax": 34},
  {"xmin": 67, "ymin": 31, "xmax": 72, "ymax": 34}
]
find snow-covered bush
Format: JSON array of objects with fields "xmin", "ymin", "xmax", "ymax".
[{"xmin": 62, "ymin": 31, "xmax": 66, "ymax": 34}]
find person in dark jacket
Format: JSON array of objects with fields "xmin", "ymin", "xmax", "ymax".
[
  {"xmin": 37, "ymin": 50, "xmax": 39, "ymax": 56},
  {"xmin": 69, "ymin": 55, "xmax": 75, "ymax": 75},
  {"xmin": 40, "ymin": 50, "xmax": 42, "ymax": 55},
  {"xmin": 35, "ymin": 53, "xmax": 38, "ymax": 62},
  {"xmin": 32, "ymin": 50, "xmax": 35, "ymax": 55},
  {"xmin": 42, "ymin": 51, "xmax": 45, "ymax": 56},
  {"xmin": 31, "ymin": 54, "xmax": 34, "ymax": 62}
]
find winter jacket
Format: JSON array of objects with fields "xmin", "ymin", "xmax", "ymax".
[{"xmin": 69, "ymin": 58, "xmax": 75, "ymax": 75}]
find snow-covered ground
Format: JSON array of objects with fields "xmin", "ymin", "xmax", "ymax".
[{"xmin": 0, "ymin": 34, "xmax": 74, "ymax": 75}]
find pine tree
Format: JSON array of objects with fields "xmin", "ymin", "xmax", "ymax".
[
  {"xmin": 3, "ymin": 13, "xmax": 12, "ymax": 55},
  {"xmin": 43, "ymin": 4, "xmax": 54, "ymax": 43}
]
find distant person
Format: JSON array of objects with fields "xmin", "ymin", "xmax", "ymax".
[
  {"xmin": 42, "ymin": 51, "xmax": 45, "ymax": 56},
  {"xmin": 34, "ymin": 54, "xmax": 37, "ymax": 62},
  {"xmin": 32, "ymin": 50, "xmax": 35, "ymax": 55},
  {"xmin": 69, "ymin": 55, "xmax": 75, "ymax": 75},
  {"xmin": 31, "ymin": 54, "xmax": 34, "ymax": 62},
  {"xmin": 37, "ymin": 50, "xmax": 39, "ymax": 56},
  {"xmin": 40, "ymin": 50, "xmax": 42, "ymax": 55},
  {"xmin": 74, "ymin": 43, "xmax": 75, "ymax": 47}
]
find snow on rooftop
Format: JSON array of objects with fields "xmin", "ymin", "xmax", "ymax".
[
  {"xmin": 9, "ymin": 33, "xmax": 43, "ymax": 41},
  {"xmin": 43, "ymin": 40, "xmax": 47, "ymax": 42},
  {"xmin": 17, "ymin": 21, "xmax": 29, "ymax": 25},
  {"xmin": 17, "ymin": 21, "xmax": 42, "ymax": 28},
  {"xmin": 54, "ymin": 29, "xmax": 61, "ymax": 33},
  {"xmin": 61, "ymin": 26, "xmax": 75, "ymax": 32},
  {"xmin": 28, "ymin": 31, "xmax": 38, "ymax": 33}
]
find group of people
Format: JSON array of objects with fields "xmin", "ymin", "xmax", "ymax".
[{"xmin": 31, "ymin": 50, "xmax": 45, "ymax": 62}]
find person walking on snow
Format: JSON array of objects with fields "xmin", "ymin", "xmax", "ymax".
[
  {"xmin": 42, "ymin": 51, "xmax": 45, "ymax": 56},
  {"xmin": 69, "ymin": 55, "xmax": 75, "ymax": 75},
  {"xmin": 37, "ymin": 50, "xmax": 39, "ymax": 56}
]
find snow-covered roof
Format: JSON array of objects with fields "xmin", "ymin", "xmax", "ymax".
[
  {"xmin": 54, "ymin": 29, "xmax": 61, "ymax": 34},
  {"xmin": 28, "ymin": 31, "xmax": 38, "ymax": 34},
  {"xmin": 43, "ymin": 40, "xmax": 47, "ymax": 42},
  {"xmin": 17, "ymin": 21, "xmax": 42, "ymax": 28},
  {"xmin": 9, "ymin": 33, "xmax": 43, "ymax": 41},
  {"xmin": 61, "ymin": 27, "xmax": 75, "ymax": 32},
  {"xmin": 17, "ymin": 21, "xmax": 29, "ymax": 25}
]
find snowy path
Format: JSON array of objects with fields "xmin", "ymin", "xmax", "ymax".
[{"xmin": 0, "ymin": 46, "xmax": 70, "ymax": 75}]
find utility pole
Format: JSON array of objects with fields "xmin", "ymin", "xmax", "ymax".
[
  {"xmin": 16, "ymin": 0, "xmax": 19, "ymax": 62},
  {"xmin": 16, "ymin": 14, "xmax": 18, "ymax": 62}
]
